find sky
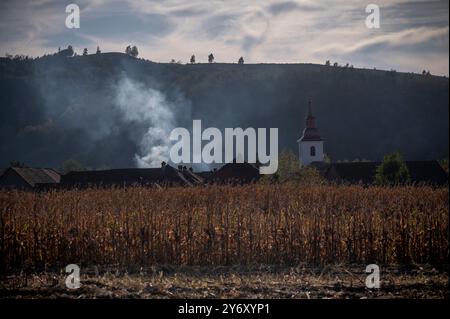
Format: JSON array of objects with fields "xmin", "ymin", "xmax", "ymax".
[{"xmin": 0, "ymin": 0, "xmax": 448, "ymax": 75}]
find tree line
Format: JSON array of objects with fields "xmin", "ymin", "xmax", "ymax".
[
  {"xmin": 185, "ymin": 53, "xmax": 244, "ymax": 64},
  {"xmin": 4, "ymin": 45, "xmax": 438, "ymax": 77}
]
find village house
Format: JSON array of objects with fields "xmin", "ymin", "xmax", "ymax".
[
  {"xmin": 0, "ymin": 167, "xmax": 60, "ymax": 190},
  {"xmin": 208, "ymin": 161, "xmax": 260, "ymax": 184},
  {"xmin": 298, "ymin": 100, "xmax": 448, "ymax": 186},
  {"xmin": 310, "ymin": 160, "xmax": 447, "ymax": 185},
  {"xmin": 0, "ymin": 99, "xmax": 447, "ymax": 189},
  {"xmin": 59, "ymin": 162, "xmax": 204, "ymax": 188}
]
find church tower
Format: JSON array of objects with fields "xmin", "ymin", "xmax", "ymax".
[{"xmin": 297, "ymin": 99, "xmax": 324, "ymax": 167}]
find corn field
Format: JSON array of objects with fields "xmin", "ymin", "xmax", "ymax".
[{"xmin": 0, "ymin": 184, "xmax": 448, "ymax": 273}]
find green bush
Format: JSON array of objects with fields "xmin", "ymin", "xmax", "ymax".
[
  {"xmin": 269, "ymin": 150, "xmax": 326, "ymax": 185},
  {"xmin": 375, "ymin": 152, "xmax": 410, "ymax": 185}
]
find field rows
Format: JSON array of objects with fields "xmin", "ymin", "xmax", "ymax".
[{"xmin": 0, "ymin": 184, "xmax": 448, "ymax": 273}]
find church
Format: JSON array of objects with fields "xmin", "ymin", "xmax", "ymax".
[
  {"xmin": 0, "ymin": 100, "xmax": 447, "ymax": 189},
  {"xmin": 297, "ymin": 100, "xmax": 447, "ymax": 186},
  {"xmin": 297, "ymin": 99, "xmax": 324, "ymax": 167}
]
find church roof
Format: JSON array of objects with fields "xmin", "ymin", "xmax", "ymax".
[{"xmin": 299, "ymin": 127, "xmax": 323, "ymax": 141}]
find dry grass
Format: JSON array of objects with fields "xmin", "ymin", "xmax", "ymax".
[
  {"xmin": 0, "ymin": 265, "xmax": 447, "ymax": 299},
  {"xmin": 0, "ymin": 184, "xmax": 448, "ymax": 273}
]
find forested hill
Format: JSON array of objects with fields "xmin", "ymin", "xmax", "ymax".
[{"xmin": 0, "ymin": 52, "xmax": 448, "ymax": 169}]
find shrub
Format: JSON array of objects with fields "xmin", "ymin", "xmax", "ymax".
[{"xmin": 375, "ymin": 152, "xmax": 410, "ymax": 185}]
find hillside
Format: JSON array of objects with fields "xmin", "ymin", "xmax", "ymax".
[{"xmin": 0, "ymin": 52, "xmax": 448, "ymax": 169}]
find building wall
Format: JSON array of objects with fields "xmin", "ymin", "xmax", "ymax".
[{"xmin": 299, "ymin": 140, "xmax": 324, "ymax": 167}]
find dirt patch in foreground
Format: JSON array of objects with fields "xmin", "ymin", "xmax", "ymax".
[{"xmin": 0, "ymin": 264, "xmax": 448, "ymax": 299}]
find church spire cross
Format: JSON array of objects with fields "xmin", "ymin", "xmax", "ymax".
[
  {"xmin": 306, "ymin": 98, "xmax": 316, "ymax": 129},
  {"xmin": 308, "ymin": 98, "xmax": 313, "ymax": 117}
]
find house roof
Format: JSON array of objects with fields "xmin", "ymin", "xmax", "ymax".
[
  {"xmin": 327, "ymin": 160, "xmax": 448, "ymax": 185},
  {"xmin": 5, "ymin": 167, "xmax": 60, "ymax": 187},
  {"xmin": 196, "ymin": 171, "xmax": 214, "ymax": 180},
  {"xmin": 329, "ymin": 162, "xmax": 379, "ymax": 184},
  {"xmin": 60, "ymin": 165, "xmax": 199, "ymax": 187},
  {"xmin": 211, "ymin": 162, "xmax": 260, "ymax": 183},
  {"xmin": 179, "ymin": 169, "xmax": 204, "ymax": 185},
  {"xmin": 299, "ymin": 127, "xmax": 323, "ymax": 142},
  {"xmin": 405, "ymin": 161, "xmax": 448, "ymax": 185}
]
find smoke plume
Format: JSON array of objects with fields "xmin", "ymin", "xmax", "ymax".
[{"xmin": 115, "ymin": 76, "xmax": 177, "ymax": 168}]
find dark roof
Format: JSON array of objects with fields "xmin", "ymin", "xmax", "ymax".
[
  {"xmin": 1, "ymin": 167, "xmax": 60, "ymax": 188},
  {"xmin": 298, "ymin": 127, "xmax": 323, "ymax": 141},
  {"xmin": 328, "ymin": 162, "xmax": 378, "ymax": 184},
  {"xmin": 60, "ymin": 165, "xmax": 198, "ymax": 187},
  {"xmin": 298, "ymin": 100, "xmax": 323, "ymax": 141},
  {"xmin": 211, "ymin": 162, "xmax": 260, "ymax": 183},
  {"xmin": 405, "ymin": 161, "xmax": 448, "ymax": 185},
  {"xmin": 196, "ymin": 171, "xmax": 214, "ymax": 180},
  {"xmin": 178, "ymin": 169, "xmax": 204, "ymax": 185},
  {"xmin": 327, "ymin": 160, "xmax": 448, "ymax": 185}
]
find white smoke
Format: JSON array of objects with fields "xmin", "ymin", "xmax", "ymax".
[{"xmin": 114, "ymin": 77, "xmax": 175, "ymax": 168}]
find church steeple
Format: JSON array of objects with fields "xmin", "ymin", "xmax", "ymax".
[
  {"xmin": 299, "ymin": 99, "xmax": 322, "ymax": 142},
  {"xmin": 306, "ymin": 99, "xmax": 316, "ymax": 129},
  {"xmin": 297, "ymin": 99, "xmax": 324, "ymax": 167}
]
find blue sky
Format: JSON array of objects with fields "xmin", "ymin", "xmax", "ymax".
[{"xmin": 0, "ymin": 0, "xmax": 448, "ymax": 75}]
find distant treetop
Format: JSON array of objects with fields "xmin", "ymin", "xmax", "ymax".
[
  {"xmin": 125, "ymin": 45, "xmax": 139, "ymax": 58},
  {"xmin": 56, "ymin": 45, "xmax": 74, "ymax": 57}
]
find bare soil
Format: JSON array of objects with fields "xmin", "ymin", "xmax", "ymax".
[{"xmin": 0, "ymin": 264, "xmax": 448, "ymax": 299}]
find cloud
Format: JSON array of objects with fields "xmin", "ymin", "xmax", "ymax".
[
  {"xmin": 169, "ymin": 5, "xmax": 210, "ymax": 17},
  {"xmin": 0, "ymin": 0, "xmax": 448, "ymax": 75},
  {"xmin": 327, "ymin": 26, "xmax": 449, "ymax": 55},
  {"xmin": 267, "ymin": 0, "xmax": 320, "ymax": 15},
  {"xmin": 201, "ymin": 13, "xmax": 241, "ymax": 39}
]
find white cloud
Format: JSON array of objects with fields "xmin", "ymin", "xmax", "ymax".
[{"xmin": 0, "ymin": 0, "xmax": 448, "ymax": 75}]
